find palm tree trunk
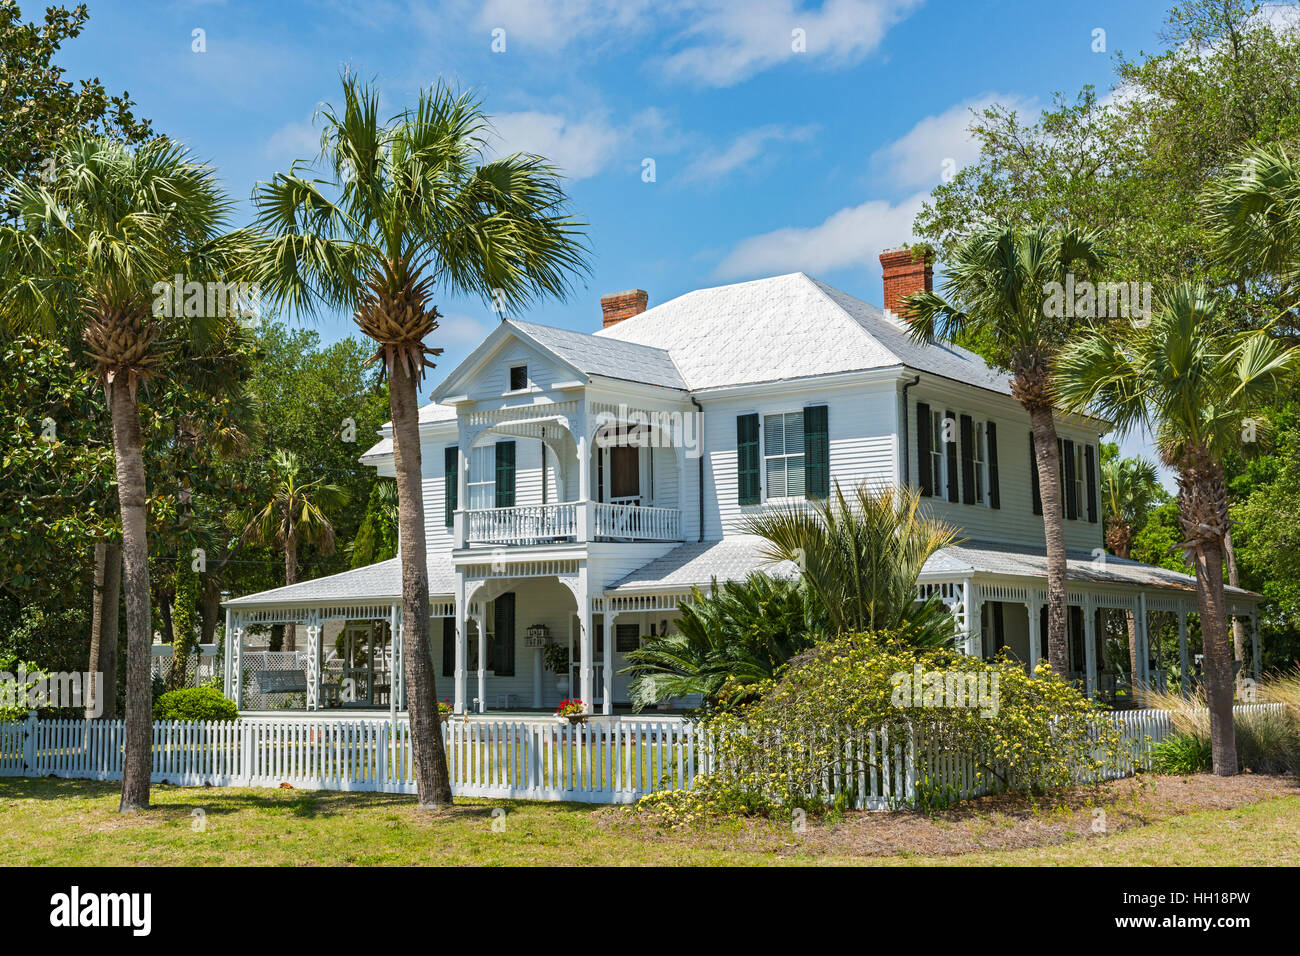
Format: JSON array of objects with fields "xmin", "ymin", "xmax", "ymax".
[
  {"xmin": 109, "ymin": 383, "xmax": 152, "ymax": 812},
  {"xmin": 1192, "ymin": 537, "xmax": 1238, "ymax": 775},
  {"xmin": 1223, "ymin": 527, "xmax": 1246, "ymax": 662},
  {"xmin": 389, "ymin": 356, "xmax": 453, "ymax": 807},
  {"xmin": 1028, "ymin": 405, "xmax": 1069, "ymax": 676},
  {"xmin": 284, "ymin": 537, "xmax": 297, "ymax": 652},
  {"xmin": 87, "ymin": 539, "xmax": 121, "ymax": 719}
]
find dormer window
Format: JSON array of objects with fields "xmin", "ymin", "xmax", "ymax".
[{"xmin": 509, "ymin": 365, "xmax": 528, "ymax": 391}]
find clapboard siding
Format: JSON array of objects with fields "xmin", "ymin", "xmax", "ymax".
[
  {"xmin": 701, "ymin": 382, "xmax": 898, "ymax": 539},
  {"xmin": 900, "ymin": 383, "xmax": 1105, "ymax": 552}
]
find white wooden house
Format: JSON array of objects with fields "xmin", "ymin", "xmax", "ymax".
[{"xmin": 224, "ymin": 250, "xmax": 1263, "ymax": 716}]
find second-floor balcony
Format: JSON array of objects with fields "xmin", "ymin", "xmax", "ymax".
[{"xmin": 457, "ymin": 501, "xmax": 682, "ymax": 548}]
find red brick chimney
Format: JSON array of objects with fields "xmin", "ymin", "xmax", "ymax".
[
  {"xmin": 600, "ymin": 289, "xmax": 648, "ymax": 328},
  {"xmin": 879, "ymin": 247, "xmax": 933, "ymax": 321}
]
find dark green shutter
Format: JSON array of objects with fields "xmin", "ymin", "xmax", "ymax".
[
  {"xmin": 444, "ymin": 446, "xmax": 458, "ymax": 526},
  {"xmin": 986, "ymin": 421, "xmax": 1000, "ymax": 509},
  {"xmin": 1063, "ymin": 439, "xmax": 1077, "ymax": 520},
  {"xmin": 1085, "ymin": 443, "xmax": 1098, "ymax": 523},
  {"xmin": 1030, "ymin": 432, "xmax": 1042, "ymax": 515},
  {"xmin": 916, "ymin": 402, "xmax": 932, "ymax": 497},
  {"xmin": 492, "ymin": 592, "xmax": 515, "ymax": 676},
  {"xmin": 494, "ymin": 440, "xmax": 516, "ymax": 508},
  {"xmin": 737, "ymin": 413, "xmax": 760, "ymax": 505},
  {"xmin": 945, "ymin": 410, "xmax": 959, "ymax": 502},
  {"xmin": 803, "ymin": 405, "xmax": 829, "ymax": 500},
  {"xmin": 959, "ymin": 414, "xmax": 975, "ymax": 505},
  {"xmin": 441, "ymin": 617, "xmax": 455, "ymax": 677}
]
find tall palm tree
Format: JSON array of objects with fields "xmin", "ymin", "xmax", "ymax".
[
  {"xmin": 240, "ymin": 450, "xmax": 348, "ymax": 652},
  {"xmin": 741, "ymin": 481, "xmax": 960, "ymax": 636},
  {"xmin": 250, "ymin": 74, "xmax": 588, "ymax": 808},
  {"xmin": 0, "ymin": 134, "xmax": 246, "ymax": 811},
  {"xmin": 1101, "ymin": 454, "xmax": 1162, "ymax": 677},
  {"xmin": 903, "ymin": 227, "xmax": 1105, "ymax": 675},
  {"xmin": 1056, "ymin": 284, "xmax": 1298, "ymax": 775}
]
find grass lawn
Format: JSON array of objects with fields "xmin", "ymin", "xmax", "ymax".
[{"xmin": 1, "ymin": 776, "xmax": 1297, "ymax": 866}]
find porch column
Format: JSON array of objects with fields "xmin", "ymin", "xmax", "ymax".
[
  {"xmin": 388, "ymin": 603, "xmax": 401, "ymax": 719},
  {"xmin": 474, "ymin": 609, "xmax": 487, "ymax": 713},
  {"xmin": 532, "ymin": 642, "xmax": 544, "ymax": 709},
  {"xmin": 1178, "ymin": 608, "xmax": 1190, "ymax": 697},
  {"xmin": 223, "ymin": 608, "xmax": 234, "ymax": 699},
  {"xmin": 1083, "ymin": 601, "xmax": 1098, "ymax": 699},
  {"xmin": 230, "ymin": 618, "xmax": 244, "ymax": 709},
  {"xmin": 453, "ymin": 580, "xmax": 468, "ymax": 714},
  {"xmin": 602, "ymin": 609, "xmax": 614, "ymax": 715},
  {"xmin": 578, "ymin": 569, "xmax": 594, "ymax": 714},
  {"xmin": 1136, "ymin": 592, "xmax": 1150, "ymax": 686},
  {"xmin": 1251, "ymin": 612, "xmax": 1261, "ymax": 680},
  {"xmin": 1027, "ymin": 598, "xmax": 1042, "ymax": 669},
  {"xmin": 962, "ymin": 578, "xmax": 980, "ymax": 656},
  {"xmin": 305, "ymin": 615, "xmax": 322, "ymax": 711}
]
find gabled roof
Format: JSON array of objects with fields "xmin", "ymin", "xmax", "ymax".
[{"xmin": 595, "ymin": 272, "xmax": 1011, "ymax": 394}]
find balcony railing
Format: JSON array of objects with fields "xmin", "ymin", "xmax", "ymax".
[
  {"xmin": 594, "ymin": 502, "xmax": 681, "ymax": 541},
  {"xmin": 459, "ymin": 502, "xmax": 682, "ymax": 547},
  {"xmin": 465, "ymin": 503, "xmax": 578, "ymax": 546}
]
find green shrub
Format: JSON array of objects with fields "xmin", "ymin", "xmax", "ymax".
[
  {"xmin": 153, "ymin": 686, "xmax": 239, "ymax": 722},
  {"xmin": 1148, "ymin": 733, "xmax": 1212, "ymax": 774},
  {"xmin": 636, "ymin": 633, "xmax": 1122, "ymax": 825}
]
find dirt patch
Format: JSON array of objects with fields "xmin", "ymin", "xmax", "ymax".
[{"xmin": 599, "ymin": 773, "xmax": 1300, "ymax": 858}]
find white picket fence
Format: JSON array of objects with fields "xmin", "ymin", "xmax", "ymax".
[{"xmin": 0, "ymin": 704, "xmax": 1282, "ymax": 807}]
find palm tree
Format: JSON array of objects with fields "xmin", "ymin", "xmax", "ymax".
[
  {"xmin": 1056, "ymin": 284, "xmax": 1298, "ymax": 775},
  {"xmin": 1101, "ymin": 453, "xmax": 1162, "ymax": 677},
  {"xmin": 623, "ymin": 574, "xmax": 822, "ymax": 710},
  {"xmin": 0, "ymin": 134, "xmax": 246, "ymax": 811},
  {"xmin": 741, "ymin": 481, "xmax": 960, "ymax": 636},
  {"xmin": 241, "ymin": 450, "xmax": 348, "ymax": 652},
  {"xmin": 250, "ymin": 74, "xmax": 588, "ymax": 808},
  {"xmin": 903, "ymin": 227, "xmax": 1104, "ymax": 675},
  {"xmin": 1203, "ymin": 144, "xmax": 1300, "ymax": 320}
]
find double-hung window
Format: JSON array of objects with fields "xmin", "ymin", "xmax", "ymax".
[
  {"xmin": 763, "ymin": 411, "xmax": 805, "ymax": 499},
  {"xmin": 467, "ymin": 445, "xmax": 496, "ymax": 510},
  {"xmin": 973, "ymin": 422, "xmax": 987, "ymax": 504},
  {"xmin": 1073, "ymin": 443, "xmax": 1086, "ymax": 519},
  {"xmin": 930, "ymin": 410, "xmax": 947, "ymax": 496}
]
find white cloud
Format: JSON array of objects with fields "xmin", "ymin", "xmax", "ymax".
[
  {"xmin": 714, "ymin": 191, "xmax": 927, "ymax": 279},
  {"xmin": 460, "ymin": 0, "xmax": 920, "ymax": 87},
  {"xmin": 484, "ymin": 111, "xmax": 623, "ymax": 180},
  {"xmin": 264, "ymin": 120, "xmax": 321, "ymax": 162},
  {"xmin": 661, "ymin": 0, "xmax": 923, "ymax": 87},
  {"xmin": 871, "ymin": 93, "xmax": 1035, "ymax": 190},
  {"xmin": 436, "ymin": 312, "xmax": 497, "ymax": 347},
  {"xmin": 682, "ymin": 123, "xmax": 818, "ymax": 183}
]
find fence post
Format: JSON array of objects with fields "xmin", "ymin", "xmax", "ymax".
[
  {"xmin": 23, "ymin": 710, "xmax": 37, "ymax": 774},
  {"xmin": 239, "ymin": 719, "xmax": 252, "ymax": 786},
  {"xmin": 378, "ymin": 719, "xmax": 389, "ymax": 792}
]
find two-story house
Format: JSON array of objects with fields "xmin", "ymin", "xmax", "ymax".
[{"xmin": 223, "ymin": 249, "xmax": 1263, "ymax": 716}]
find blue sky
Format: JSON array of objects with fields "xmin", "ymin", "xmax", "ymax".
[{"xmin": 54, "ymin": 0, "xmax": 1173, "ymax": 466}]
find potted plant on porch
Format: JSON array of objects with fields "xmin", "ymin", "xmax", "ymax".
[
  {"xmin": 555, "ymin": 699, "xmax": 586, "ymax": 723},
  {"xmin": 543, "ymin": 643, "xmax": 570, "ymax": 693}
]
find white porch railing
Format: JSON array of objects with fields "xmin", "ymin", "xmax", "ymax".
[
  {"xmin": 461, "ymin": 501, "xmax": 683, "ymax": 546},
  {"xmin": 594, "ymin": 502, "xmax": 681, "ymax": 541},
  {"xmin": 465, "ymin": 503, "xmax": 579, "ymax": 545}
]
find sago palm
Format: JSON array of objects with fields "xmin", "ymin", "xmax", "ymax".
[
  {"xmin": 250, "ymin": 73, "xmax": 588, "ymax": 808},
  {"xmin": 1056, "ymin": 284, "xmax": 1298, "ymax": 775},
  {"xmin": 0, "ymin": 134, "xmax": 248, "ymax": 812},
  {"xmin": 903, "ymin": 226, "xmax": 1105, "ymax": 675},
  {"xmin": 241, "ymin": 450, "xmax": 349, "ymax": 652},
  {"xmin": 622, "ymin": 574, "xmax": 822, "ymax": 711},
  {"xmin": 1101, "ymin": 454, "xmax": 1162, "ymax": 677},
  {"xmin": 741, "ymin": 480, "xmax": 960, "ymax": 637}
]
